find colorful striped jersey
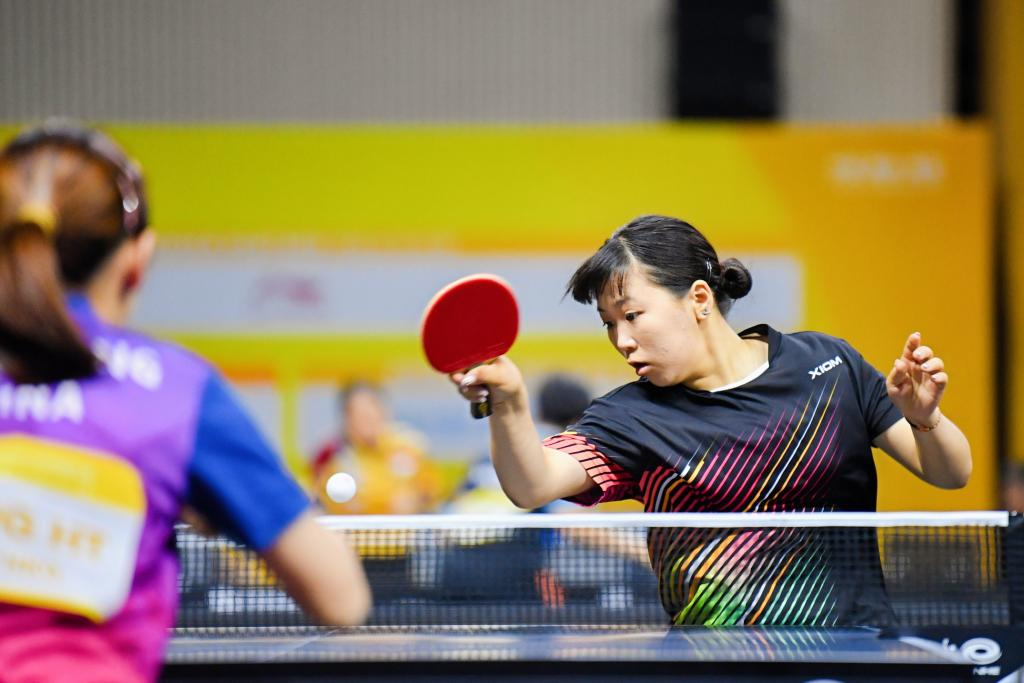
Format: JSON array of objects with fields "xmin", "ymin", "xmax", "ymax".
[{"xmin": 544, "ymin": 325, "xmax": 903, "ymax": 627}]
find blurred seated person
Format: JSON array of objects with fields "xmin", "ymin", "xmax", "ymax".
[
  {"xmin": 1002, "ymin": 461, "xmax": 1024, "ymax": 512},
  {"xmin": 312, "ymin": 382, "xmax": 441, "ymax": 514}
]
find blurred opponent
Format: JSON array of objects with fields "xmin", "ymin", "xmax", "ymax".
[{"xmin": 0, "ymin": 122, "xmax": 370, "ymax": 683}]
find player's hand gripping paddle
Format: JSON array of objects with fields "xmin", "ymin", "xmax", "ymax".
[{"xmin": 421, "ymin": 274, "xmax": 519, "ymax": 419}]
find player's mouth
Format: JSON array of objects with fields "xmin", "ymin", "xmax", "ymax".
[{"xmin": 629, "ymin": 361, "xmax": 650, "ymax": 376}]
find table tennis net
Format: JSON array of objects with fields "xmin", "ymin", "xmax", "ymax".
[{"xmin": 175, "ymin": 512, "xmax": 1023, "ymax": 633}]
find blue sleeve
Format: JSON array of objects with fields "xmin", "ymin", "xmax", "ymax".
[{"xmin": 186, "ymin": 372, "xmax": 310, "ymax": 552}]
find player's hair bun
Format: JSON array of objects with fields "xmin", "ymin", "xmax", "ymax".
[{"xmin": 718, "ymin": 258, "xmax": 752, "ymax": 300}]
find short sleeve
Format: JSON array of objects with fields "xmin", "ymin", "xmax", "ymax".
[
  {"xmin": 841, "ymin": 340, "xmax": 903, "ymax": 439},
  {"xmin": 543, "ymin": 391, "xmax": 646, "ymax": 506},
  {"xmin": 186, "ymin": 373, "xmax": 310, "ymax": 551}
]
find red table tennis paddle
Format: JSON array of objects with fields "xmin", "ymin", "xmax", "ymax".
[{"xmin": 420, "ymin": 274, "xmax": 519, "ymax": 419}]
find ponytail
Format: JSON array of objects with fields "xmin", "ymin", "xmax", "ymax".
[
  {"xmin": 1, "ymin": 121, "xmax": 146, "ymax": 384},
  {"xmin": 0, "ymin": 214, "xmax": 97, "ymax": 383}
]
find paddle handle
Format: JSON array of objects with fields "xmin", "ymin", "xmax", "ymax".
[{"xmin": 470, "ymin": 389, "xmax": 492, "ymax": 419}]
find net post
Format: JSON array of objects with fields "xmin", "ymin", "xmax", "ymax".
[{"xmin": 1007, "ymin": 512, "xmax": 1024, "ymax": 626}]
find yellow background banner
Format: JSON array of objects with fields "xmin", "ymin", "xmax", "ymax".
[{"xmin": 0, "ymin": 123, "xmax": 993, "ymax": 510}]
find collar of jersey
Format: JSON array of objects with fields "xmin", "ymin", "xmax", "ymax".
[
  {"xmin": 65, "ymin": 291, "xmax": 103, "ymax": 336},
  {"xmin": 685, "ymin": 323, "xmax": 780, "ymax": 394},
  {"xmin": 708, "ymin": 359, "xmax": 770, "ymax": 393}
]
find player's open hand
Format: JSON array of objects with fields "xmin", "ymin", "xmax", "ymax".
[
  {"xmin": 886, "ymin": 332, "xmax": 946, "ymax": 428},
  {"xmin": 449, "ymin": 355, "xmax": 526, "ymax": 410}
]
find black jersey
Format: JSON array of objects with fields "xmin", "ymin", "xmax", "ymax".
[{"xmin": 544, "ymin": 325, "xmax": 903, "ymax": 627}]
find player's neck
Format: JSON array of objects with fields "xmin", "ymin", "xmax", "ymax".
[
  {"xmin": 689, "ymin": 320, "xmax": 769, "ymax": 391},
  {"xmin": 80, "ymin": 243, "xmax": 142, "ymax": 326},
  {"xmin": 82, "ymin": 279, "xmax": 133, "ymax": 325}
]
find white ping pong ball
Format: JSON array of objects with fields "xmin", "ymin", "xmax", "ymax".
[{"xmin": 326, "ymin": 472, "xmax": 358, "ymax": 504}]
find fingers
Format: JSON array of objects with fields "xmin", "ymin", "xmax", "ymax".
[
  {"xmin": 886, "ymin": 359, "xmax": 910, "ymax": 395},
  {"xmin": 896, "ymin": 333, "xmax": 945, "ymax": 378},
  {"xmin": 920, "ymin": 357, "xmax": 948, "ymax": 390},
  {"xmin": 912, "ymin": 344, "xmax": 934, "ymax": 364},
  {"xmin": 448, "ymin": 361, "xmax": 505, "ymax": 402},
  {"xmin": 889, "ymin": 358, "xmax": 908, "ymax": 383},
  {"xmin": 891, "ymin": 352, "xmax": 946, "ymax": 379},
  {"xmin": 889, "ymin": 333, "xmax": 949, "ymax": 420},
  {"xmin": 889, "ymin": 344, "xmax": 949, "ymax": 424},
  {"xmin": 445, "ymin": 356, "xmax": 524, "ymax": 407},
  {"xmin": 901, "ymin": 339, "xmax": 945, "ymax": 377},
  {"xmin": 448, "ymin": 370, "xmax": 488, "ymax": 401},
  {"xmin": 901, "ymin": 331, "xmax": 921, "ymax": 362},
  {"xmin": 458, "ymin": 375, "xmax": 490, "ymax": 402}
]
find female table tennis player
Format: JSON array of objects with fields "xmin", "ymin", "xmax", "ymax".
[
  {"xmin": 451, "ymin": 214, "xmax": 971, "ymax": 627},
  {"xmin": 0, "ymin": 122, "xmax": 370, "ymax": 683}
]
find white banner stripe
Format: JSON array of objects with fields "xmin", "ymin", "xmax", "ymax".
[{"xmin": 134, "ymin": 250, "xmax": 802, "ymax": 335}]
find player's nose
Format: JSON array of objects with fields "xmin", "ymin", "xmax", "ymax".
[{"xmin": 613, "ymin": 330, "xmax": 638, "ymax": 357}]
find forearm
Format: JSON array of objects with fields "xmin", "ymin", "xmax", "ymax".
[
  {"xmin": 912, "ymin": 412, "xmax": 972, "ymax": 489},
  {"xmin": 489, "ymin": 392, "xmax": 552, "ymax": 507},
  {"xmin": 489, "ymin": 392, "xmax": 588, "ymax": 508},
  {"xmin": 452, "ymin": 356, "xmax": 592, "ymax": 508},
  {"xmin": 264, "ymin": 513, "xmax": 372, "ymax": 626}
]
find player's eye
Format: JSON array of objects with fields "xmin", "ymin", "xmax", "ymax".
[{"xmin": 624, "ymin": 311, "xmax": 639, "ymax": 322}]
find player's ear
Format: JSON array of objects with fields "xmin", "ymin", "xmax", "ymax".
[
  {"xmin": 689, "ymin": 279, "xmax": 714, "ymax": 316},
  {"xmin": 135, "ymin": 229, "xmax": 157, "ymax": 274},
  {"xmin": 123, "ymin": 230, "xmax": 157, "ymax": 294},
  {"xmin": 119, "ymin": 229, "xmax": 155, "ymax": 296}
]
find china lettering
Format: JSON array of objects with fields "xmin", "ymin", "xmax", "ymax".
[{"xmin": 0, "ymin": 381, "xmax": 84, "ymax": 423}]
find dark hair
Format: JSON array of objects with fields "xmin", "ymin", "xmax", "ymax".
[
  {"xmin": 537, "ymin": 374, "xmax": 590, "ymax": 428},
  {"xmin": 566, "ymin": 215, "xmax": 752, "ymax": 316},
  {"xmin": 338, "ymin": 381, "xmax": 383, "ymax": 410},
  {"xmin": 0, "ymin": 121, "xmax": 149, "ymax": 384}
]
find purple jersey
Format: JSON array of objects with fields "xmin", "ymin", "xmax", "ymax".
[{"xmin": 0, "ymin": 295, "xmax": 309, "ymax": 682}]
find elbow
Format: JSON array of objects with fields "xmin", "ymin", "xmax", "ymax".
[
  {"xmin": 948, "ymin": 462, "xmax": 972, "ymax": 490},
  {"xmin": 338, "ymin": 585, "xmax": 373, "ymax": 626},
  {"xmin": 949, "ymin": 448, "xmax": 973, "ymax": 489},
  {"xmin": 936, "ymin": 474, "xmax": 970, "ymax": 490},
  {"xmin": 312, "ymin": 582, "xmax": 372, "ymax": 627},
  {"xmin": 502, "ymin": 485, "xmax": 550, "ymax": 511},
  {"xmin": 933, "ymin": 460, "xmax": 972, "ymax": 490}
]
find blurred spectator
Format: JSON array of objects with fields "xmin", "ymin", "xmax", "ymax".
[
  {"xmin": 535, "ymin": 373, "xmax": 592, "ymax": 438},
  {"xmin": 312, "ymin": 382, "xmax": 442, "ymax": 514},
  {"xmin": 1002, "ymin": 461, "xmax": 1024, "ymax": 512}
]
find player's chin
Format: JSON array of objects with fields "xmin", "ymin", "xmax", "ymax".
[{"xmin": 641, "ymin": 369, "xmax": 673, "ymax": 387}]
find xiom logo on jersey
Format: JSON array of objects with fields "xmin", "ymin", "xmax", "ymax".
[{"xmin": 809, "ymin": 355, "xmax": 843, "ymax": 379}]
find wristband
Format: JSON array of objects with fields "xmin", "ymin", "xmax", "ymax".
[{"xmin": 907, "ymin": 414, "xmax": 941, "ymax": 432}]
